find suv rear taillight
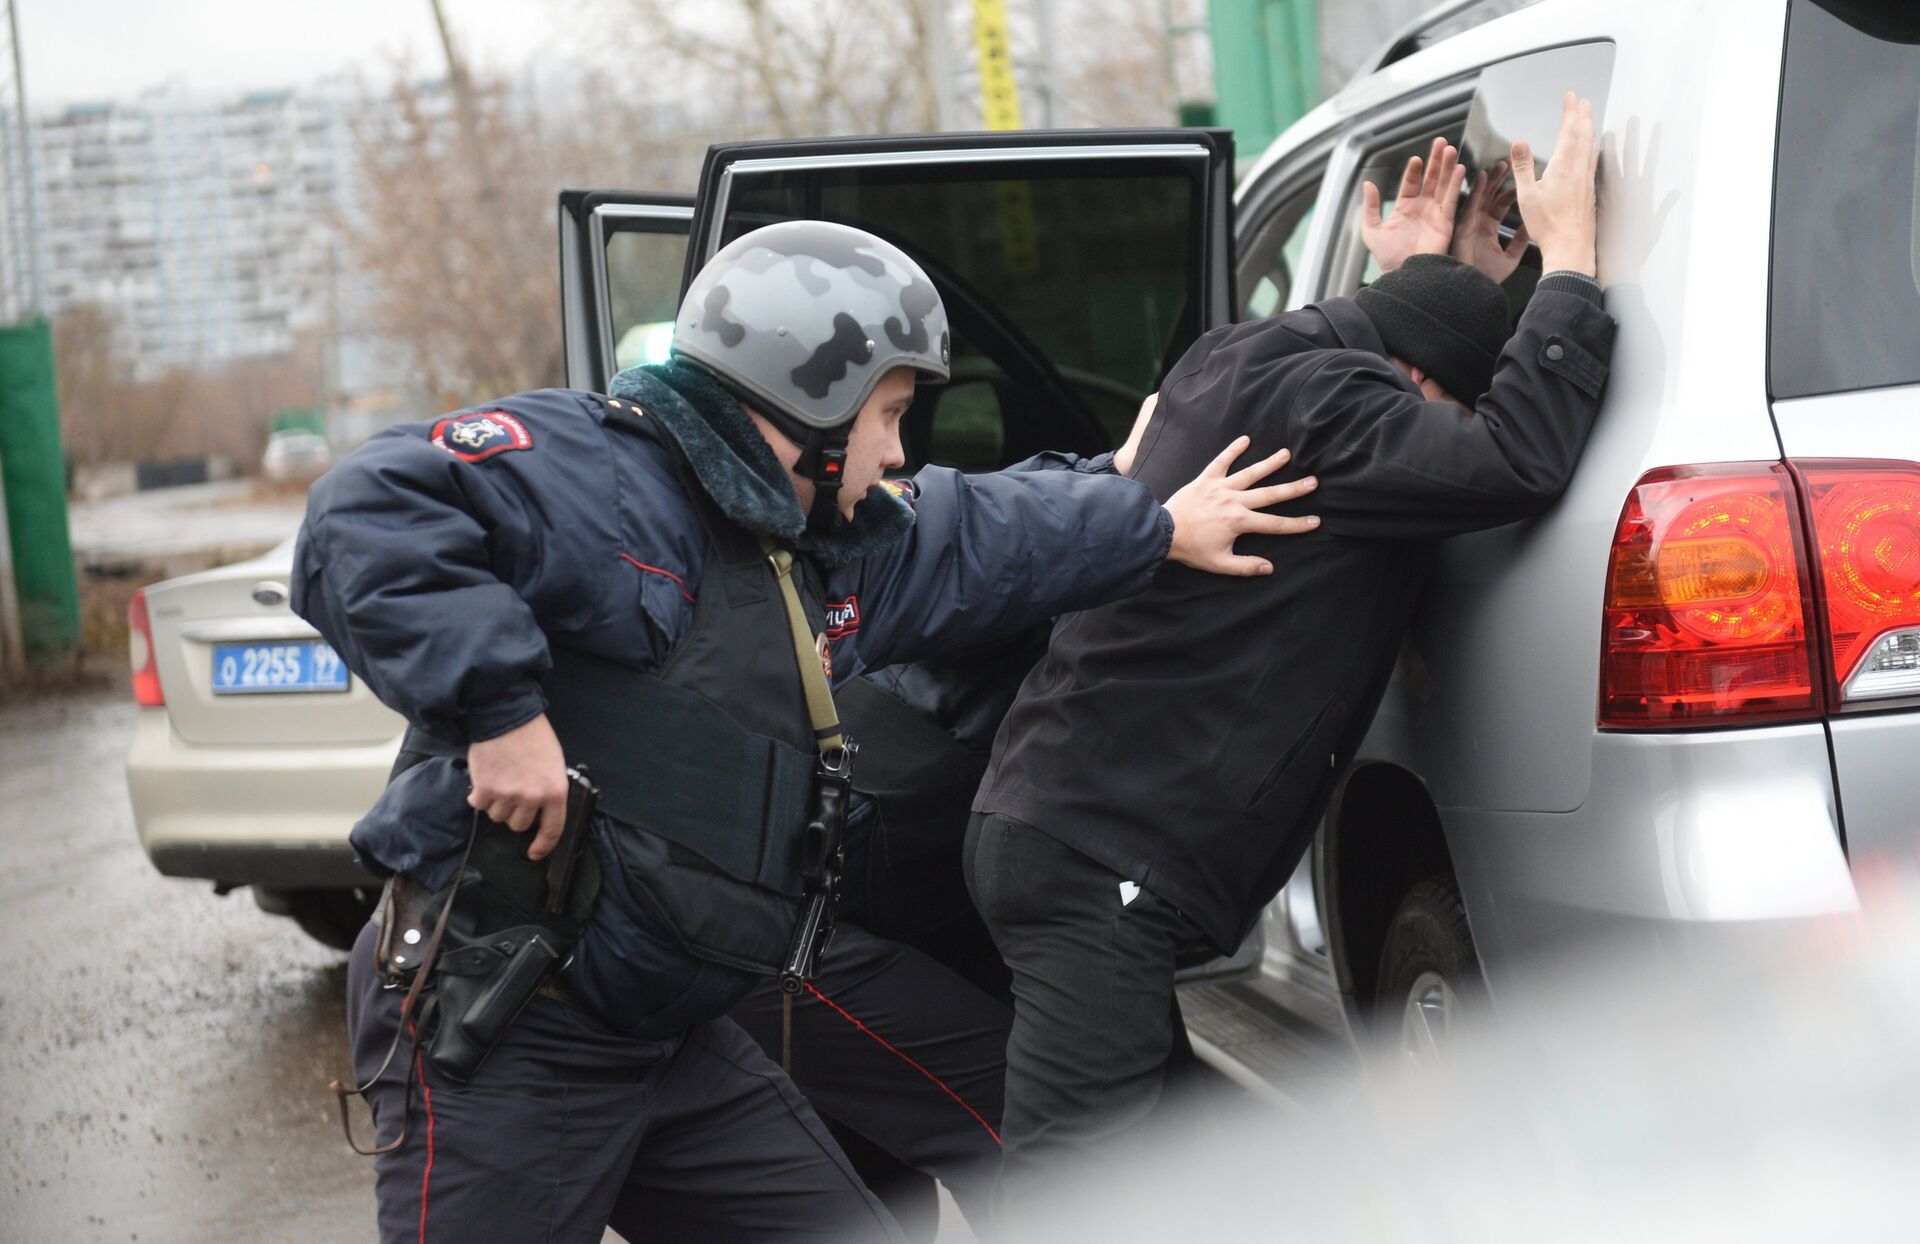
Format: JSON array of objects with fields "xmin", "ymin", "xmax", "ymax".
[
  {"xmin": 128, "ymin": 589, "xmax": 164, "ymax": 707},
  {"xmin": 1600, "ymin": 463, "xmax": 1820, "ymax": 728},
  {"xmin": 1795, "ymin": 460, "xmax": 1920, "ymax": 704},
  {"xmin": 1600, "ymin": 459, "xmax": 1920, "ymax": 729}
]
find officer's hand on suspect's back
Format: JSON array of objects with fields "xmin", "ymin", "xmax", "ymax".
[
  {"xmin": 465, "ymin": 713, "xmax": 572, "ymax": 860},
  {"xmin": 1512, "ymin": 92, "xmax": 1600, "ymax": 278},
  {"xmin": 1163, "ymin": 438, "xmax": 1319, "ymax": 577},
  {"xmin": 1357, "ymin": 135, "xmax": 1466, "ymax": 274}
]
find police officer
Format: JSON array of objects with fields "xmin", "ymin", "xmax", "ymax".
[{"xmin": 293, "ymin": 219, "xmax": 1319, "ymax": 1242}]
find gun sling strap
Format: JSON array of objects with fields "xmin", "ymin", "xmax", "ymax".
[{"xmin": 761, "ymin": 537, "xmax": 847, "ymax": 1073}]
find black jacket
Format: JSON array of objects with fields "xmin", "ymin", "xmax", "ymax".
[{"xmin": 974, "ymin": 274, "xmax": 1617, "ymax": 952}]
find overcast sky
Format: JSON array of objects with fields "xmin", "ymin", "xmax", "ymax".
[{"xmin": 15, "ymin": 0, "xmax": 567, "ymax": 107}]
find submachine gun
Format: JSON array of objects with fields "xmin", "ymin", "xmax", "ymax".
[{"xmin": 781, "ymin": 743, "xmax": 853, "ymax": 994}]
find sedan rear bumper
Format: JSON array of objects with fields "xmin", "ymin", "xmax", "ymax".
[{"xmin": 125, "ymin": 708, "xmax": 402, "ymax": 886}]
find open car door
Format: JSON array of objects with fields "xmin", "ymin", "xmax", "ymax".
[
  {"xmin": 559, "ymin": 189, "xmax": 694, "ymax": 392},
  {"xmin": 562, "ymin": 132, "xmax": 1234, "ymax": 461},
  {"xmin": 684, "ymin": 129, "xmax": 1234, "ymax": 469}
]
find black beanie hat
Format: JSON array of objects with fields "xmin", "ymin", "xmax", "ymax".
[{"xmin": 1354, "ymin": 254, "xmax": 1510, "ymax": 404}]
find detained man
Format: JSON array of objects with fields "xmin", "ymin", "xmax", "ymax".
[{"xmin": 966, "ymin": 93, "xmax": 1618, "ymax": 1220}]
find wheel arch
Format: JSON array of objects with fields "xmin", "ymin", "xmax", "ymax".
[{"xmin": 1315, "ymin": 761, "xmax": 1458, "ymax": 1028}]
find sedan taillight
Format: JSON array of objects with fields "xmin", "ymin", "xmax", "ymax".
[
  {"xmin": 1600, "ymin": 463, "xmax": 1820, "ymax": 728},
  {"xmin": 128, "ymin": 589, "xmax": 164, "ymax": 707}
]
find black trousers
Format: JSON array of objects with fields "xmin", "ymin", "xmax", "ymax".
[
  {"xmin": 345, "ymin": 921, "xmax": 900, "ymax": 1244},
  {"xmin": 729, "ymin": 921, "xmax": 1011, "ymax": 1228},
  {"xmin": 963, "ymin": 810, "xmax": 1204, "ymax": 1218}
]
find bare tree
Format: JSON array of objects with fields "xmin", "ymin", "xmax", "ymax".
[
  {"xmin": 575, "ymin": 0, "xmax": 941, "ymax": 139},
  {"xmin": 54, "ymin": 302, "xmax": 322, "ymax": 470},
  {"xmin": 1052, "ymin": 0, "xmax": 1183, "ymax": 128},
  {"xmin": 337, "ymin": 74, "xmax": 557, "ymax": 407}
]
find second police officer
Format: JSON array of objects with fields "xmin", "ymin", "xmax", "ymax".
[{"xmin": 293, "ymin": 219, "xmax": 1322, "ymax": 1242}]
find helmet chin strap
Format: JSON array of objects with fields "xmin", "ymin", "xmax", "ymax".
[{"xmin": 782, "ymin": 419, "xmax": 853, "ymax": 532}]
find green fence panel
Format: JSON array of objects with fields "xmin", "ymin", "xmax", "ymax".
[
  {"xmin": 1208, "ymin": 0, "xmax": 1322, "ymax": 158},
  {"xmin": 0, "ymin": 318, "xmax": 81, "ymax": 661}
]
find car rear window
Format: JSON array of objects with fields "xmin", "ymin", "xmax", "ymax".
[
  {"xmin": 713, "ymin": 156, "xmax": 1204, "ymax": 463},
  {"xmin": 1770, "ymin": 0, "xmax": 1920, "ymax": 399}
]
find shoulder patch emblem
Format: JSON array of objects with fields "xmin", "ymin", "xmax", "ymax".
[
  {"xmin": 431, "ymin": 410, "xmax": 534, "ymax": 462},
  {"xmin": 879, "ymin": 478, "xmax": 916, "ymax": 508},
  {"xmin": 824, "ymin": 596, "xmax": 860, "ymax": 640}
]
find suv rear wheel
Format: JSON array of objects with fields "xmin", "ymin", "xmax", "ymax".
[{"xmin": 1374, "ymin": 874, "xmax": 1484, "ymax": 1064}]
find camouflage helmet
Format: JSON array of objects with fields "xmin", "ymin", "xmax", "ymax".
[{"xmin": 671, "ymin": 220, "xmax": 952, "ymax": 432}]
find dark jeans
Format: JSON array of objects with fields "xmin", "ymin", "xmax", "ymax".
[
  {"xmin": 345, "ymin": 921, "xmax": 900, "ymax": 1243},
  {"xmin": 962, "ymin": 811, "xmax": 1202, "ymax": 1219}
]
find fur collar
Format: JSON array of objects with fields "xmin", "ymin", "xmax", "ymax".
[{"xmin": 608, "ymin": 360, "xmax": 914, "ymax": 569}]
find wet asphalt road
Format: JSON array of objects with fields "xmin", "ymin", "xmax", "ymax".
[
  {"xmin": 0, "ymin": 683, "xmax": 976, "ymax": 1244},
  {"xmin": 2, "ymin": 682, "xmax": 373, "ymax": 1243}
]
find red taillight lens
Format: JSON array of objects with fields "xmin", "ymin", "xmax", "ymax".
[
  {"xmin": 1795, "ymin": 460, "xmax": 1920, "ymax": 702},
  {"xmin": 1600, "ymin": 464, "xmax": 1821, "ymax": 727},
  {"xmin": 128, "ymin": 589, "xmax": 165, "ymax": 707}
]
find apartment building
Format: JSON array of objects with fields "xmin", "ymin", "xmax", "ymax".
[{"xmin": 24, "ymin": 83, "xmax": 363, "ymax": 377}]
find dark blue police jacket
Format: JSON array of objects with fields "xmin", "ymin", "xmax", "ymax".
[{"xmin": 292, "ymin": 374, "xmax": 1170, "ymax": 1032}]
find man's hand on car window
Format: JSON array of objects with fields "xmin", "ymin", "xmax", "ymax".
[
  {"xmin": 1512, "ymin": 93, "xmax": 1600, "ymax": 278},
  {"xmin": 1450, "ymin": 159, "xmax": 1532, "ymax": 284},
  {"xmin": 1358, "ymin": 136, "xmax": 1465, "ymax": 274},
  {"xmin": 467, "ymin": 713, "xmax": 571, "ymax": 860},
  {"xmin": 1164, "ymin": 439, "xmax": 1320, "ymax": 577}
]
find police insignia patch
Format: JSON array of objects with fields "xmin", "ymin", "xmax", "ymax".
[
  {"xmin": 879, "ymin": 478, "xmax": 916, "ymax": 507},
  {"xmin": 431, "ymin": 410, "xmax": 534, "ymax": 462}
]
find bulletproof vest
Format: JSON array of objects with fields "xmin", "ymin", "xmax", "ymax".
[
  {"xmin": 410, "ymin": 408, "xmax": 829, "ymax": 975},
  {"xmin": 558, "ymin": 408, "xmax": 828, "ymax": 973}
]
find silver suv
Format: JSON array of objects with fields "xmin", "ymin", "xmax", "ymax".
[{"xmin": 557, "ymin": 0, "xmax": 1918, "ymax": 1091}]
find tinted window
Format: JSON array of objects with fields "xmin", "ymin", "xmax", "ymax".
[
  {"xmin": 717, "ymin": 158, "xmax": 1204, "ymax": 468},
  {"xmin": 1770, "ymin": 0, "xmax": 1920, "ymax": 398}
]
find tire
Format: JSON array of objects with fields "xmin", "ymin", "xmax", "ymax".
[
  {"xmin": 283, "ymin": 887, "xmax": 380, "ymax": 952},
  {"xmin": 1373, "ymin": 874, "xmax": 1485, "ymax": 1063}
]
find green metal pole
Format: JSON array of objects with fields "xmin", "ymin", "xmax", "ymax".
[
  {"xmin": 0, "ymin": 318, "xmax": 80, "ymax": 662},
  {"xmin": 1206, "ymin": 0, "xmax": 1321, "ymax": 156}
]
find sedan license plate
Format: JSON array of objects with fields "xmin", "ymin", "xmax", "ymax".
[{"xmin": 211, "ymin": 640, "xmax": 350, "ymax": 695}]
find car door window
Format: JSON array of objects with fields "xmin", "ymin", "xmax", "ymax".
[
  {"xmin": 1326, "ymin": 42, "xmax": 1613, "ymax": 302},
  {"xmin": 709, "ymin": 150, "xmax": 1218, "ymax": 470},
  {"xmin": 1770, "ymin": 0, "xmax": 1920, "ymax": 398},
  {"xmin": 1236, "ymin": 178, "xmax": 1321, "ymax": 320},
  {"xmin": 606, "ymin": 223, "xmax": 691, "ymax": 370}
]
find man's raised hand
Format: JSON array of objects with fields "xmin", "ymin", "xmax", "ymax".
[
  {"xmin": 1357, "ymin": 136, "xmax": 1465, "ymax": 273},
  {"xmin": 1165, "ymin": 439, "xmax": 1320, "ymax": 577},
  {"xmin": 1512, "ymin": 92, "xmax": 1600, "ymax": 278},
  {"xmin": 1450, "ymin": 160, "xmax": 1532, "ymax": 284}
]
